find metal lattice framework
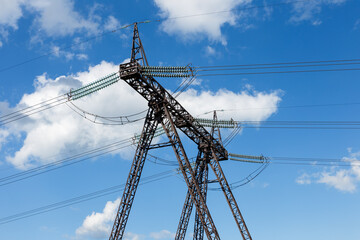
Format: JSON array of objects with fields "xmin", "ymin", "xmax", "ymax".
[{"xmin": 109, "ymin": 23, "xmax": 252, "ymax": 240}]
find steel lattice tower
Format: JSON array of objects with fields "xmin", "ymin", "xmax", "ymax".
[{"xmin": 109, "ymin": 23, "xmax": 252, "ymax": 240}]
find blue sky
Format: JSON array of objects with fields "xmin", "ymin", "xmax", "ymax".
[{"xmin": 0, "ymin": 0, "xmax": 360, "ymax": 239}]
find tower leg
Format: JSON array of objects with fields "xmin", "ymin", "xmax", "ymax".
[
  {"xmin": 193, "ymin": 161, "xmax": 208, "ymax": 240},
  {"xmin": 209, "ymin": 150, "xmax": 252, "ymax": 240},
  {"xmin": 161, "ymin": 106, "xmax": 220, "ymax": 240},
  {"xmin": 175, "ymin": 151, "xmax": 206, "ymax": 240},
  {"xmin": 109, "ymin": 108, "xmax": 158, "ymax": 240}
]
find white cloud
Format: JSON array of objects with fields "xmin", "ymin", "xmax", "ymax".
[
  {"xmin": 0, "ymin": 60, "xmax": 281, "ymax": 169},
  {"xmin": 296, "ymin": 173, "xmax": 312, "ymax": 185},
  {"xmin": 75, "ymin": 199, "xmax": 173, "ymax": 240},
  {"xmin": 51, "ymin": 45, "xmax": 88, "ymax": 60},
  {"xmin": 104, "ymin": 16, "xmax": 120, "ymax": 31},
  {"xmin": 290, "ymin": 0, "xmax": 347, "ymax": 23},
  {"xmin": 0, "ymin": 0, "xmax": 24, "ymax": 29},
  {"xmin": 0, "ymin": 0, "xmax": 23, "ymax": 44},
  {"xmin": 76, "ymin": 203, "xmax": 173, "ymax": 240},
  {"xmin": 177, "ymin": 88, "xmax": 282, "ymax": 121},
  {"xmin": 154, "ymin": 0, "xmax": 252, "ymax": 44},
  {"xmin": 296, "ymin": 149, "xmax": 360, "ymax": 193},
  {"xmin": 76, "ymin": 53, "xmax": 88, "ymax": 60},
  {"xmin": 149, "ymin": 230, "xmax": 175, "ymax": 239},
  {"xmin": 124, "ymin": 232, "xmax": 145, "ymax": 240},
  {"xmin": 1, "ymin": 61, "xmax": 148, "ymax": 169},
  {"xmin": 355, "ymin": 19, "xmax": 360, "ymax": 30},
  {"xmin": 76, "ymin": 198, "xmax": 120, "ymax": 239},
  {"xmin": 26, "ymin": 0, "xmax": 100, "ymax": 37},
  {"xmin": 205, "ymin": 45, "xmax": 217, "ymax": 56},
  {"xmin": 317, "ymin": 169, "xmax": 357, "ymax": 192},
  {"xmin": 312, "ymin": 20, "xmax": 322, "ymax": 26},
  {"xmin": 0, "ymin": 0, "xmax": 121, "ymax": 46}
]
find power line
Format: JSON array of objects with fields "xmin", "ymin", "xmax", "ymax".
[
  {"xmin": 0, "ymin": 0, "xmax": 317, "ymax": 75},
  {"xmin": 196, "ymin": 58, "xmax": 360, "ymax": 69},
  {"xmin": 230, "ymin": 155, "xmax": 360, "ymax": 167},
  {"xmin": 198, "ymin": 102, "xmax": 360, "ymax": 115},
  {"xmin": 0, "ymin": 23, "xmax": 134, "ymax": 74},
  {"xmin": 2, "ymin": 150, "xmax": 358, "ymax": 225},
  {"xmin": 0, "ymin": 169, "xmax": 178, "ymax": 225},
  {"xmin": 155, "ymin": 0, "xmax": 312, "ymax": 21},
  {"xmin": 197, "ymin": 68, "xmax": 360, "ymax": 77},
  {"xmin": 0, "ymin": 139, "xmax": 134, "ymax": 187},
  {"xmin": 0, "ymin": 95, "xmax": 68, "ymax": 126}
]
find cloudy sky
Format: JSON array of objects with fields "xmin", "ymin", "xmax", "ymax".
[{"xmin": 0, "ymin": 0, "xmax": 360, "ymax": 239}]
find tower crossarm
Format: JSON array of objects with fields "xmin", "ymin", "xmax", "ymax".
[{"xmin": 119, "ymin": 62, "xmax": 228, "ymax": 161}]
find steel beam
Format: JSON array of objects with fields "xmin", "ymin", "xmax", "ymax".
[
  {"xmin": 161, "ymin": 105, "xmax": 220, "ymax": 240},
  {"xmin": 109, "ymin": 108, "xmax": 158, "ymax": 240},
  {"xmin": 209, "ymin": 150, "xmax": 252, "ymax": 240}
]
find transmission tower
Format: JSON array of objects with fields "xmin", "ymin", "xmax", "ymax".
[{"xmin": 109, "ymin": 23, "xmax": 252, "ymax": 240}]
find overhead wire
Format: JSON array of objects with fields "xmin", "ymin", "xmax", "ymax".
[
  {"xmin": 1, "ymin": 152, "xmax": 358, "ymax": 225},
  {"xmin": 0, "ymin": 0, "xmax": 314, "ymax": 75},
  {"xmin": 66, "ymin": 102, "xmax": 146, "ymax": 126},
  {"xmin": 230, "ymin": 155, "xmax": 360, "ymax": 167},
  {"xmin": 3, "ymin": 56, "xmax": 360, "ymax": 127},
  {"xmin": 0, "ymin": 94, "xmax": 68, "ymax": 126},
  {"xmin": 0, "ymin": 23, "xmax": 135, "ymax": 74},
  {"xmin": 0, "ymin": 168, "xmax": 178, "ymax": 225},
  {"xmin": 198, "ymin": 102, "xmax": 360, "ymax": 117},
  {"xmin": 0, "ymin": 138, "xmax": 134, "ymax": 187},
  {"xmin": 196, "ymin": 58, "xmax": 360, "ymax": 69},
  {"xmin": 194, "ymin": 56, "xmax": 360, "ymax": 76},
  {"xmin": 209, "ymin": 160, "xmax": 270, "ymax": 191},
  {"xmin": 156, "ymin": 0, "xmax": 312, "ymax": 22},
  {"xmin": 197, "ymin": 68, "xmax": 360, "ymax": 77}
]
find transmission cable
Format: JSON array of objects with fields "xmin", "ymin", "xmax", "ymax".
[
  {"xmin": 197, "ymin": 68, "xmax": 360, "ymax": 77},
  {"xmin": 0, "ymin": 139, "xmax": 134, "ymax": 187},
  {"xmin": 0, "ymin": 0, "xmax": 314, "ymax": 75},
  {"xmin": 66, "ymin": 102, "xmax": 147, "ymax": 126},
  {"xmin": 0, "ymin": 94, "xmax": 68, "ymax": 126},
  {"xmin": 196, "ymin": 58, "xmax": 360, "ymax": 69},
  {"xmin": 230, "ymin": 155, "xmax": 360, "ymax": 167},
  {"xmin": 0, "ymin": 168, "xmax": 179, "ymax": 225}
]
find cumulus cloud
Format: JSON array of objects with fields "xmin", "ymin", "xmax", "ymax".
[
  {"xmin": 76, "ymin": 198, "xmax": 120, "ymax": 239},
  {"xmin": 51, "ymin": 45, "xmax": 88, "ymax": 61},
  {"xmin": 296, "ymin": 173, "xmax": 312, "ymax": 185},
  {"xmin": 0, "ymin": 0, "xmax": 23, "ymax": 44},
  {"xmin": 75, "ymin": 199, "xmax": 174, "ymax": 240},
  {"xmin": 1, "ymin": 61, "xmax": 147, "ymax": 169},
  {"xmin": 290, "ymin": 0, "xmax": 347, "ymax": 23},
  {"xmin": 0, "ymin": 60, "xmax": 281, "ymax": 170},
  {"xmin": 26, "ymin": 0, "xmax": 100, "ymax": 37},
  {"xmin": 124, "ymin": 232, "xmax": 145, "ymax": 240},
  {"xmin": 154, "ymin": 0, "xmax": 252, "ymax": 44},
  {"xmin": 296, "ymin": 149, "xmax": 360, "ymax": 193},
  {"xmin": 104, "ymin": 16, "xmax": 121, "ymax": 31},
  {"xmin": 0, "ymin": 0, "xmax": 23, "ymax": 29},
  {"xmin": 177, "ymin": 87, "xmax": 281, "ymax": 121},
  {"xmin": 0, "ymin": 0, "xmax": 121, "ymax": 46},
  {"xmin": 149, "ymin": 230, "xmax": 175, "ymax": 239},
  {"xmin": 205, "ymin": 45, "xmax": 217, "ymax": 56}
]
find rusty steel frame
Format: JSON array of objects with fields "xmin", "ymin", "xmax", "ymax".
[
  {"xmin": 176, "ymin": 111, "xmax": 221, "ymax": 240},
  {"xmin": 109, "ymin": 108, "xmax": 159, "ymax": 240},
  {"xmin": 175, "ymin": 151, "xmax": 208, "ymax": 240},
  {"xmin": 161, "ymin": 106, "xmax": 220, "ymax": 240},
  {"xmin": 209, "ymin": 151, "xmax": 252, "ymax": 240},
  {"xmin": 193, "ymin": 161, "xmax": 208, "ymax": 240},
  {"xmin": 109, "ymin": 22, "xmax": 252, "ymax": 240}
]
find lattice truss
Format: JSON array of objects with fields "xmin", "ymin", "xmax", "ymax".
[{"xmin": 108, "ymin": 23, "xmax": 253, "ymax": 240}]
